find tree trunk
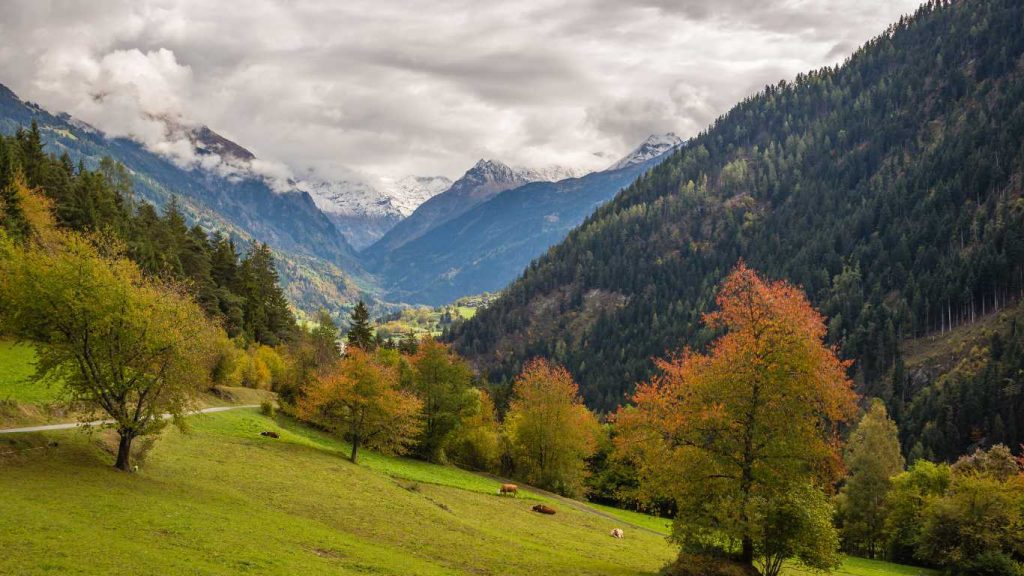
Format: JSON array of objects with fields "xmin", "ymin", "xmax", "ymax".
[
  {"xmin": 115, "ymin": 433, "xmax": 134, "ymax": 472},
  {"xmin": 741, "ymin": 535, "xmax": 754, "ymax": 565},
  {"xmin": 350, "ymin": 438, "xmax": 360, "ymax": 464}
]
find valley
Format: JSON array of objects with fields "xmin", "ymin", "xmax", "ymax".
[{"xmin": 2, "ymin": 1, "xmax": 1024, "ymax": 575}]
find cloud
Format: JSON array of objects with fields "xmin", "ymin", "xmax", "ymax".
[{"xmin": 0, "ymin": 0, "xmax": 924, "ymax": 183}]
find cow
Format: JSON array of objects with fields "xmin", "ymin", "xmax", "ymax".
[
  {"xmin": 532, "ymin": 504, "xmax": 556, "ymax": 515},
  {"xmin": 610, "ymin": 528, "xmax": 624, "ymax": 539},
  {"xmin": 260, "ymin": 431, "xmax": 280, "ymax": 439},
  {"xmin": 498, "ymin": 483, "xmax": 518, "ymax": 497}
]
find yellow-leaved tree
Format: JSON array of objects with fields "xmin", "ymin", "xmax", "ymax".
[
  {"xmin": 504, "ymin": 358, "xmax": 600, "ymax": 497},
  {"xmin": 0, "ymin": 183, "xmax": 220, "ymax": 471},
  {"xmin": 616, "ymin": 263, "xmax": 858, "ymax": 576}
]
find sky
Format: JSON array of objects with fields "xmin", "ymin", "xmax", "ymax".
[{"xmin": 0, "ymin": 0, "xmax": 923, "ymax": 186}]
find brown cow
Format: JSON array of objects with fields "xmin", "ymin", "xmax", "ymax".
[
  {"xmin": 499, "ymin": 483, "xmax": 518, "ymax": 497},
  {"xmin": 532, "ymin": 504, "xmax": 556, "ymax": 515},
  {"xmin": 260, "ymin": 431, "xmax": 280, "ymax": 439},
  {"xmin": 610, "ymin": 528, "xmax": 624, "ymax": 539}
]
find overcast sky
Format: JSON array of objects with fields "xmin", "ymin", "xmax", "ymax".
[{"xmin": 0, "ymin": 0, "xmax": 922, "ymax": 185}]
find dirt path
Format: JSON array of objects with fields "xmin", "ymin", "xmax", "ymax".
[{"xmin": 0, "ymin": 405, "xmax": 260, "ymax": 435}]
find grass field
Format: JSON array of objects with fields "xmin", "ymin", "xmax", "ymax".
[
  {"xmin": 0, "ymin": 407, "xmax": 939, "ymax": 576},
  {"xmin": 0, "ymin": 340, "xmax": 61, "ymax": 405},
  {"xmin": 0, "ymin": 409, "xmax": 677, "ymax": 575}
]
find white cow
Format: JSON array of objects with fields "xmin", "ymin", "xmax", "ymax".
[{"xmin": 610, "ymin": 528, "xmax": 624, "ymax": 539}]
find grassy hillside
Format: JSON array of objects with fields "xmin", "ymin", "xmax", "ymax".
[
  {"xmin": 0, "ymin": 409, "xmax": 675, "ymax": 576},
  {"xmin": 0, "ymin": 408, "xmax": 934, "ymax": 576},
  {"xmin": 0, "ymin": 340, "xmax": 59, "ymax": 405}
]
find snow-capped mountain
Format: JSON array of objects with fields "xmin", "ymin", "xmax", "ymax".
[
  {"xmin": 607, "ymin": 133, "xmax": 683, "ymax": 171},
  {"xmin": 295, "ymin": 178, "xmax": 400, "ymax": 219},
  {"xmin": 364, "ymin": 159, "xmax": 582, "ymax": 257},
  {"xmin": 381, "ymin": 175, "xmax": 452, "ymax": 217},
  {"xmin": 292, "ymin": 178, "xmax": 405, "ymax": 249}
]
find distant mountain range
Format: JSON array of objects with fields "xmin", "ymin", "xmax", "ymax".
[
  {"xmin": 362, "ymin": 160, "xmax": 586, "ymax": 259},
  {"xmin": 0, "ymin": 82, "xmax": 369, "ymax": 317},
  {"xmin": 363, "ymin": 134, "xmax": 681, "ymax": 304},
  {"xmin": 0, "ymin": 80, "xmax": 685, "ymax": 316},
  {"xmin": 295, "ymin": 174, "xmax": 451, "ymax": 249}
]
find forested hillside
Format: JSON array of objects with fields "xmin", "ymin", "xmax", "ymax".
[
  {"xmin": 450, "ymin": 0, "xmax": 1024, "ymax": 460},
  {"xmin": 0, "ymin": 84, "xmax": 367, "ymax": 318}
]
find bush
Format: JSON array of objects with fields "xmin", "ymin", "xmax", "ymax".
[
  {"xmin": 956, "ymin": 551, "xmax": 1024, "ymax": 576},
  {"xmin": 260, "ymin": 400, "xmax": 276, "ymax": 418},
  {"xmin": 660, "ymin": 553, "xmax": 759, "ymax": 576}
]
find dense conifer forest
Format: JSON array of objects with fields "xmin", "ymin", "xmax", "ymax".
[{"xmin": 449, "ymin": 0, "xmax": 1024, "ymax": 459}]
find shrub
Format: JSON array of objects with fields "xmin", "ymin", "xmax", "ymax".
[
  {"xmin": 260, "ymin": 400, "xmax": 276, "ymax": 418},
  {"xmin": 661, "ymin": 553, "xmax": 759, "ymax": 576}
]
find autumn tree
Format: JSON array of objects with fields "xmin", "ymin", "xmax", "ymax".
[
  {"xmin": 616, "ymin": 263, "xmax": 858, "ymax": 575},
  {"xmin": 297, "ymin": 348, "xmax": 421, "ymax": 463},
  {"xmin": 837, "ymin": 399, "xmax": 905, "ymax": 558},
  {"xmin": 505, "ymin": 358, "xmax": 600, "ymax": 496},
  {"xmin": 0, "ymin": 223, "xmax": 219, "ymax": 471},
  {"xmin": 406, "ymin": 338, "xmax": 475, "ymax": 462},
  {"xmin": 346, "ymin": 300, "xmax": 375, "ymax": 352}
]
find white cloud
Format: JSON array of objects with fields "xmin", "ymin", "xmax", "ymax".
[{"xmin": 0, "ymin": 0, "xmax": 924, "ymax": 183}]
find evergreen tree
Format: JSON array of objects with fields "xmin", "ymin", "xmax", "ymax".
[{"xmin": 346, "ymin": 300, "xmax": 375, "ymax": 351}]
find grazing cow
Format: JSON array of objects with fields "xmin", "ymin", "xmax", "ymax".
[
  {"xmin": 260, "ymin": 431, "xmax": 280, "ymax": 439},
  {"xmin": 610, "ymin": 528, "xmax": 624, "ymax": 539},
  {"xmin": 499, "ymin": 483, "xmax": 518, "ymax": 497},
  {"xmin": 532, "ymin": 504, "xmax": 556, "ymax": 515}
]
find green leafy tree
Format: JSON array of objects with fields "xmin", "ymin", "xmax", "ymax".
[
  {"xmin": 0, "ymin": 227, "xmax": 219, "ymax": 471},
  {"xmin": 407, "ymin": 338, "xmax": 474, "ymax": 462},
  {"xmin": 398, "ymin": 332, "xmax": 419, "ymax": 355},
  {"xmin": 883, "ymin": 460, "xmax": 952, "ymax": 564},
  {"xmin": 918, "ymin": 470, "xmax": 1024, "ymax": 574},
  {"xmin": 310, "ymin": 308, "xmax": 340, "ymax": 367},
  {"xmin": 837, "ymin": 399, "xmax": 906, "ymax": 558},
  {"xmin": 448, "ymin": 388, "xmax": 501, "ymax": 472},
  {"xmin": 238, "ymin": 241, "xmax": 295, "ymax": 345},
  {"xmin": 346, "ymin": 300, "xmax": 375, "ymax": 351}
]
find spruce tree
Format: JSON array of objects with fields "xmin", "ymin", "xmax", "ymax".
[{"xmin": 346, "ymin": 300, "xmax": 375, "ymax": 351}]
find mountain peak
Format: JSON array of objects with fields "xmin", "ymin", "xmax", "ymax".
[{"xmin": 607, "ymin": 133, "xmax": 683, "ymax": 171}]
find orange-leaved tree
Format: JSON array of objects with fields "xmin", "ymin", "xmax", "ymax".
[
  {"xmin": 616, "ymin": 263, "xmax": 858, "ymax": 576},
  {"xmin": 505, "ymin": 358, "xmax": 600, "ymax": 497},
  {"xmin": 297, "ymin": 348, "xmax": 422, "ymax": 463}
]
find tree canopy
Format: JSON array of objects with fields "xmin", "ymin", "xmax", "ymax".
[{"xmin": 616, "ymin": 264, "xmax": 858, "ymax": 574}]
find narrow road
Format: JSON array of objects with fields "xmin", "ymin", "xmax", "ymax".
[{"xmin": 0, "ymin": 405, "xmax": 260, "ymax": 435}]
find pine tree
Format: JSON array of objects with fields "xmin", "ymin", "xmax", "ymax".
[{"xmin": 346, "ymin": 300, "xmax": 375, "ymax": 351}]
